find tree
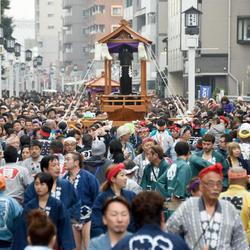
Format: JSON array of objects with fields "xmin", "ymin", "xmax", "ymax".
[{"xmin": 1, "ymin": 0, "xmax": 14, "ymax": 38}]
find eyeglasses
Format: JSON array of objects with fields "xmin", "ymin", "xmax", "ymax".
[{"xmin": 203, "ymin": 181, "xmax": 222, "ymax": 188}]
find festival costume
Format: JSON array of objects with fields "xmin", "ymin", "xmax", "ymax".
[{"xmin": 166, "ymin": 197, "xmax": 248, "ymax": 250}]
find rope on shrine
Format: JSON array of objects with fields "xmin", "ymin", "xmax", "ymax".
[{"xmin": 146, "ymin": 45, "xmax": 184, "ymax": 116}]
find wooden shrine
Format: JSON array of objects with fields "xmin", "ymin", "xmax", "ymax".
[{"xmin": 97, "ymin": 19, "xmax": 152, "ymax": 121}]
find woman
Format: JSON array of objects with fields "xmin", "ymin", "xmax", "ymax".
[
  {"xmin": 91, "ymin": 163, "xmax": 136, "ymax": 238},
  {"xmin": 187, "ymin": 177, "xmax": 201, "ymax": 197},
  {"xmin": 133, "ymin": 137, "xmax": 156, "ymax": 184},
  {"xmin": 221, "ymin": 96, "xmax": 235, "ymax": 114},
  {"xmin": 12, "ymin": 172, "xmax": 75, "ymax": 250},
  {"xmin": 20, "ymin": 145, "xmax": 31, "ymax": 162},
  {"xmin": 226, "ymin": 142, "xmax": 250, "ymax": 174},
  {"xmin": 24, "ymin": 209, "xmax": 56, "ymax": 250},
  {"xmin": 63, "ymin": 152, "xmax": 99, "ymax": 250}
]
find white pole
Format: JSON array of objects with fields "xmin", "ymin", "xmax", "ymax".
[
  {"xmin": 188, "ymin": 47, "xmax": 196, "ymax": 111},
  {"xmin": 61, "ymin": 73, "xmax": 64, "ymax": 92},
  {"xmin": 9, "ymin": 55, "xmax": 14, "ymax": 97},
  {"xmin": 0, "ymin": 50, "xmax": 2, "ymax": 99},
  {"xmin": 15, "ymin": 60, "xmax": 20, "ymax": 97}
]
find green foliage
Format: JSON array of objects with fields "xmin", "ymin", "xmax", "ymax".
[{"xmin": 1, "ymin": 0, "xmax": 13, "ymax": 38}]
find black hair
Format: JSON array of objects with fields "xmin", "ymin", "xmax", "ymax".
[
  {"xmin": 4, "ymin": 146, "xmax": 18, "ymax": 163},
  {"xmin": 82, "ymin": 134, "xmax": 93, "ymax": 148},
  {"xmin": 34, "ymin": 172, "xmax": 53, "ymax": 193},
  {"xmin": 50, "ymin": 140, "xmax": 64, "ymax": 154},
  {"xmin": 40, "ymin": 155, "xmax": 59, "ymax": 172},
  {"xmin": 20, "ymin": 135, "xmax": 31, "ymax": 147},
  {"xmin": 220, "ymin": 134, "xmax": 232, "ymax": 143},
  {"xmin": 30, "ymin": 139, "xmax": 42, "ymax": 149},
  {"xmin": 157, "ymin": 119, "xmax": 166, "ymax": 127},
  {"xmin": 175, "ymin": 141, "xmax": 190, "ymax": 156},
  {"xmin": 202, "ymin": 134, "xmax": 215, "ymax": 144},
  {"xmin": 102, "ymin": 196, "xmax": 130, "ymax": 215}
]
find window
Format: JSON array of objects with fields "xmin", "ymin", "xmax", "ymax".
[
  {"xmin": 111, "ymin": 6, "xmax": 123, "ymax": 16},
  {"xmin": 48, "ymin": 1, "xmax": 53, "ymax": 5},
  {"xmin": 48, "ymin": 25, "xmax": 54, "ymax": 29},
  {"xmin": 38, "ymin": 41, "xmax": 43, "ymax": 48},
  {"xmin": 126, "ymin": 0, "xmax": 132, "ymax": 7},
  {"xmin": 237, "ymin": 16, "xmax": 250, "ymax": 44},
  {"xmin": 48, "ymin": 13, "xmax": 54, "ymax": 17}
]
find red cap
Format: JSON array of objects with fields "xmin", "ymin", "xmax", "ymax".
[
  {"xmin": 199, "ymin": 163, "xmax": 223, "ymax": 179},
  {"xmin": 219, "ymin": 116, "xmax": 228, "ymax": 126},
  {"xmin": 107, "ymin": 163, "xmax": 125, "ymax": 183}
]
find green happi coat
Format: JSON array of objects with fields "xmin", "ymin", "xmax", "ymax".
[
  {"xmin": 157, "ymin": 158, "xmax": 192, "ymax": 199},
  {"xmin": 140, "ymin": 159, "xmax": 169, "ymax": 191},
  {"xmin": 189, "ymin": 150, "xmax": 229, "ymax": 188}
]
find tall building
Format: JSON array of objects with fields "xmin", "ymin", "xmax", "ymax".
[
  {"xmin": 168, "ymin": 0, "xmax": 250, "ymax": 96},
  {"xmin": 35, "ymin": 0, "xmax": 63, "ymax": 69},
  {"xmin": 62, "ymin": 0, "xmax": 123, "ymax": 75},
  {"xmin": 123, "ymin": 0, "xmax": 167, "ymax": 92}
]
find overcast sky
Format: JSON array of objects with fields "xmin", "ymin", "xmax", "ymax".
[{"xmin": 7, "ymin": 0, "xmax": 34, "ymax": 20}]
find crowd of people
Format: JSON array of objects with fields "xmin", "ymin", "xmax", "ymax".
[{"xmin": 0, "ymin": 91, "xmax": 250, "ymax": 249}]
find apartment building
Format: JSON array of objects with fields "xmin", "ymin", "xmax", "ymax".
[
  {"xmin": 168, "ymin": 0, "xmax": 250, "ymax": 97},
  {"xmin": 35, "ymin": 0, "xmax": 63, "ymax": 69},
  {"xmin": 62, "ymin": 0, "xmax": 123, "ymax": 74}
]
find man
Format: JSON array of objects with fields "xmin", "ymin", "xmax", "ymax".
[
  {"xmin": 63, "ymin": 137, "xmax": 77, "ymax": 155},
  {"xmin": 24, "ymin": 118, "xmax": 33, "ymax": 137},
  {"xmin": 170, "ymin": 126, "xmax": 192, "ymax": 161},
  {"xmin": 238, "ymin": 123, "xmax": 250, "ymax": 164},
  {"xmin": 158, "ymin": 142, "xmax": 191, "ymax": 211},
  {"xmin": 113, "ymin": 191, "xmax": 189, "ymax": 250},
  {"xmin": 216, "ymin": 133, "xmax": 232, "ymax": 159},
  {"xmin": 189, "ymin": 134, "xmax": 229, "ymax": 189},
  {"xmin": 88, "ymin": 197, "xmax": 131, "ymax": 250},
  {"xmin": 109, "ymin": 125, "xmax": 135, "ymax": 163},
  {"xmin": 167, "ymin": 163, "xmax": 248, "ymax": 249},
  {"xmin": 0, "ymin": 146, "xmax": 32, "ymax": 203},
  {"xmin": 12, "ymin": 120, "xmax": 23, "ymax": 137},
  {"xmin": 150, "ymin": 119, "xmax": 173, "ymax": 155},
  {"xmin": 38, "ymin": 125, "xmax": 51, "ymax": 156},
  {"xmin": 24, "ymin": 155, "xmax": 80, "ymax": 225},
  {"xmin": 0, "ymin": 174, "xmax": 23, "ymax": 249},
  {"xmin": 141, "ymin": 145, "xmax": 169, "ymax": 191},
  {"xmin": 22, "ymin": 140, "xmax": 43, "ymax": 176},
  {"xmin": 83, "ymin": 140, "xmax": 112, "ymax": 184},
  {"xmin": 220, "ymin": 167, "xmax": 250, "ymax": 243}
]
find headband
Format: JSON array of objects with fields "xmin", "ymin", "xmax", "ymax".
[
  {"xmin": 142, "ymin": 137, "xmax": 155, "ymax": 144},
  {"xmin": 107, "ymin": 163, "xmax": 125, "ymax": 183},
  {"xmin": 39, "ymin": 129, "xmax": 50, "ymax": 138},
  {"xmin": 199, "ymin": 163, "xmax": 223, "ymax": 179}
]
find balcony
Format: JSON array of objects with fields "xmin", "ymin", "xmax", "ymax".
[{"xmin": 63, "ymin": 15, "xmax": 73, "ymax": 26}]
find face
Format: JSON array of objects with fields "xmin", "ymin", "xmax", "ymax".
[
  {"xmin": 34, "ymin": 177, "xmax": 49, "ymax": 196},
  {"xmin": 45, "ymin": 159, "xmax": 60, "ymax": 179},
  {"xmin": 232, "ymin": 147, "xmax": 241, "ymax": 158},
  {"xmin": 103, "ymin": 202, "xmax": 130, "ymax": 234},
  {"xmin": 22, "ymin": 147, "xmax": 31, "ymax": 160},
  {"xmin": 200, "ymin": 172, "xmax": 222, "ymax": 201},
  {"xmin": 13, "ymin": 122, "xmax": 22, "ymax": 132},
  {"xmin": 30, "ymin": 146, "xmax": 41, "ymax": 159},
  {"xmin": 112, "ymin": 170, "xmax": 127, "ymax": 189},
  {"xmin": 64, "ymin": 141, "xmax": 76, "ymax": 153},
  {"xmin": 182, "ymin": 130, "xmax": 191, "ymax": 141},
  {"xmin": 64, "ymin": 154, "xmax": 76, "ymax": 171},
  {"xmin": 29, "ymin": 109, "xmax": 35, "ymax": 116},
  {"xmin": 33, "ymin": 123, "xmax": 41, "ymax": 129},
  {"xmin": 121, "ymin": 133, "xmax": 131, "ymax": 143},
  {"xmin": 219, "ymin": 138, "xmax": 227, "ymax": 150},
  {"xmin": 74, "ymin": 134, "xmax": 82, "ymax": 145},
  {"xmin": 25, "ymin": 121, "xmax": 33, "ymax": 132},
  {"xmin": 9, "ymin": 137, "xmax": 20, "ymax": 150},
  {"xmin": 146, "ymin": 150, "xmax": 158, "ymax": 164},
  {"xmin": 142, "ymin": 141, "xmax": 155, "ymax": 154},
  {"xmin": 202, "ymin": 141, "xmax": 214, "ymax": 153},
  {"xmin": 0, "ymin": 118, "xmax": 6, "ymax": 126}
]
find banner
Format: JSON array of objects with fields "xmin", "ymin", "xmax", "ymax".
[{"xmin": 200, "ymin": 85, "xmax": 212, "ymax": 99}]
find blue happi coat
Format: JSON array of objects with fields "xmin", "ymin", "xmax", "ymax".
[
  {"xmin": 11, "ymin": 196, "xmax": 75, "ymax": 250},
  {"xmin": 24, "ymin": 178, "xmax": 80, "ymax": 222},
  {"xmin": 63, "ymin": 169, "xmax": 99, "ymax": 222},
  {"xmin": 91, "ymin": 187, "xmax": 136, "ymax": 238}
]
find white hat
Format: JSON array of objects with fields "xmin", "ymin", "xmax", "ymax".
[
  {"xmin": 116, "ymin": 125, "xmax": 131, "ymax": 139},
  {"xmin": 64, "ymin": 137, "xmax": 77, "ymax": 143},
  {"xmin": 239, "ymin": 123, "xmax": 250, "ymax": 139}
]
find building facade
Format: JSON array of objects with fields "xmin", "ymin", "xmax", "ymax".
[
  {"xmin": 62, "ymin": 0, "xmax": 123, "ymax": 76},
  {"xmin": 168, "ymin": 0, "xmax": 250, "ymax": 97},
  {"xmin": 35, "ymin": 0, "xmax": 63, "ymax": 70}
]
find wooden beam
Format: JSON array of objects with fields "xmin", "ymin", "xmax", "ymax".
[
  {"xmin": 108, "ymin": 60, "xmax": 112, "ymax": 94},
  {"xmin": 104, "ymin": 59, "xmax": 108, "ymax": 95},
  {"xmin": 141, "ymin": 60, "xmax": 147, "ymax": 96}
]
